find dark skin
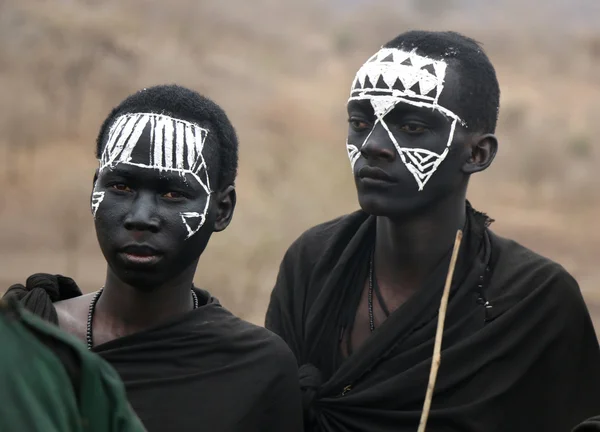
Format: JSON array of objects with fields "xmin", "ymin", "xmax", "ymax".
[
  {"xmin": 342, "ymin": 65, "xmax": 498, "ymax": 355},
  {"xmin": 55, "ymin": 123, "xmax": 236, "ymax": 347}
]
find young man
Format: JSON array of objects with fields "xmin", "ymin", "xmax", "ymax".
[
  {"xmin": 266, "ymin": 31, "xmax": 600, "ymax": 431},
  {"xmin": 5, "ymin": 85, "xmax": 303, "ymax": 432},
  {"xmin": 0, "ymin": 297, "xmax": 146, "ymax": 432}
]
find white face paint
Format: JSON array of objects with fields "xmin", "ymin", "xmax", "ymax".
[
  {"xmin": 347, "ymin": 47, "xmax": 465, "ymax": 191},
  {"xmin": 94, "ymin": 112, "xmax": 212, "ymax": 239},
  {"xmin": 91, "ymin": 190, "xmax": 105, "ymax": 218}
]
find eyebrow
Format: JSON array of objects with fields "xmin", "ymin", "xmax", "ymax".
[
  {"xmin": 347, "ymin": 99, "xmax": 373, "ymax": 113},
  {"xmin": 102, "ymin": 165, "xmax": 137, "ymax": 178},
  {"xmin": 103, "ymin": 165, "xmax": 197, "ymax": 188},
  {"xmin": 156, "ymin": 173, "xmax": 196, "ymax": 189},
  {"xmin": 349, "ymin": 97, "xmax": 449, "ymax": 120}
]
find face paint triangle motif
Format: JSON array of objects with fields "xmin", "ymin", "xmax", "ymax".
[
  {"xmin": 418, "ymin": 74, "xmax": 438, "ymax": 96},
  {"xmin": 407, "ymin": 52, "xmax": 434, "ymax": 70},
  {"xmin": 400, "ymin": 147, "xmax": 450, "ymax": 191},
  {"xmin": 370, "ymin": 97, "xmax": 399, "ymax": 119},
  {"xmin": 180, "ymin": 211, "xmax": 206, "ymax": 239},
  {"xmin": 380, "ymin": 52, "xmax": 394, "ymax": 62},
  {"xmin": 382, "ymin": 70, "xmax": 399, "ymax": 89},
  {"xmin": 398, "ymin": 65, "xmax": 420, "ymax": 92}
]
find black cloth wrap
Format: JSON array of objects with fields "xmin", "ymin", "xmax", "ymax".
[
  {"xmin": 574, "ymin": 417, "xmax": 600, "ymax": 432},
  {"xmin": 299, "ymin": 363, "xmax": 323, "ymax": 424},
  {"xmin": 3, "ymin": 274, "xmax": 82, "ymax": 325},
  {"xmin": 266, "ymin": 203, "xmax": 600, "ymax": 431},
  {"xmin": 3, "ymin": 278, "xmax": 304, "ymax": 431}
]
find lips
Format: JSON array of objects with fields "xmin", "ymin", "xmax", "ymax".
[
  {"xmin": 121, "ymin": 244, "xmax": 161, "ymax": 256},
  {"xmin": 119, "ymin": 244, "xmax": 163, "ymax": 266},
  {"xmin": 358, "ymin": 166, "xmax": 396, "ymax": 183}
]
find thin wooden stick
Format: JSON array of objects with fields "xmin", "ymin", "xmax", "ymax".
[{"xmin": 417, "ymin": 229, "xmax": 463, "ymax": 432}]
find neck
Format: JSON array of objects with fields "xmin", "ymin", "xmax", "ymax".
[
  {"xmin": 96, "ymin": 262, "xmax": 198, "ymax": 333},
  {"xmin": 374, "ymin": 191, "xmax": 467, "ymax": 293}
]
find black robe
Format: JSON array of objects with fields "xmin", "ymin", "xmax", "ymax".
[
  {"xmin": 266, "ymin": 206, "xmax": 600, "ymax": 432},
  {"xmin": 95, "ymin": 289, "xmax": 303, "ymax": 432},
  {"xmin": 575, "ymin": 417, "xmax": 600, "ymax": 431},
  {"xmin": 4, "ymin": 281, "xmax": 303, "ymax": 432}
]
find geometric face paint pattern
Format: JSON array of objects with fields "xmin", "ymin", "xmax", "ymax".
[
  {"xmin": 347, "ymin": 48, "xmax": 465, "ymax": 191},
  {"xmin": 96, "ymin": 112, "xmax": 212, "ymax": 239},
  {"xmin": 91, "ymin": 190, "xmax": 105, "ymax": 218}
]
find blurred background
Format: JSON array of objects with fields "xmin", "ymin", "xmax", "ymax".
[{"xmin": 0, "ymin": 0, "xmax": 599, "ymax": 329}]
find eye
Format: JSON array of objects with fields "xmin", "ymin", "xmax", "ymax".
[
  {"xmin": 163, "ymin": 191, "xmax": 185, "ymax": 199},
  {"xmin": 399, "ymin": 123, "xmax": 427, "ymax": 134},
  {"xmin": 111, "ymin": 183, "xmax": 132, "ymax": 192},
  {"xmin": 348, "ymin": 118, "xmax": 371, "ymax": 132}
]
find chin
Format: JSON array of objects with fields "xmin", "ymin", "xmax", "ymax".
[
  {"xmin": 115, "ymin": 267, "xmax": 166, "ymax": 291},
  {"xmin": 357, "ymin": 190, "xmax": 438, "ymax": 219}
]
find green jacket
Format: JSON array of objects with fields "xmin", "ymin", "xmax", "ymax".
[{"xmin": 0, "ymin": 299, "xmax": 146, "ymax": 432}]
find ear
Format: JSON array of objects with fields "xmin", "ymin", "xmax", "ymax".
[
  {"xmin": 212, "ymin": 185, "xmax": 236, "ymax": 232},
  {"xmin": 462, "ymin": 133, "xmax": 498, "ymax": 174}
]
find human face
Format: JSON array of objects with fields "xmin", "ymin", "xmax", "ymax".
[
  {"xmin": 346, "ymin": 48, "xmax": 470, "ymax": 217},
  {"xmin": 92, "ymin": 113, "xmax": 216, "ymax": 288}
]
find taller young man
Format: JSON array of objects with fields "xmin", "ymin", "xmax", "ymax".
[
  {"xmin": 266, "ymin": 31, "xmax": 600, "ymax": 431},
  {"xmin": 6, "ymin": 85, "xmax": 303, "ymax": 432}
]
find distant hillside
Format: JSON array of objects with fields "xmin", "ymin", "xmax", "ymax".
[
  {"xmin": 329, "ymin": 0, "xmax": 600, "ymax": 30},
  {"xmin": 1, "ymin": 0, "xmax": 599, "ymax": 325}
]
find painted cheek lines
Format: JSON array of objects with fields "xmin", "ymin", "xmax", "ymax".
[
  {"xmin": 179, "ymin": 212, "xmax": 203, "ymax": 238},
  {"xmin": 96, "ymin": 112, "xmax": 212, "ymax": 239},
  {"xmin": 346, "ymin": 47, "xmax": 465, "ymax": 191},
  {"xmin": 91, "ymin": 189, "xmax": 105, "ymax": 218},
  {"xmin": 346, "ymin": 140, "xmax": 361, "ymax": 171},
  {"xmin": 373, "ymin": 102, "xmax": 459, "ymax": 190}
]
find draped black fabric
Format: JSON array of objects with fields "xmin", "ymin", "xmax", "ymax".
[
  {"xmin": 4, "ymin": 274, "xmax": 82, "ymax": 324},
  {"xmin": 575, "ymin": 416, "xmax": 600, "ymax": 431},
  {"xmin": 266, "ymin": 205, "xmax": 600, "ymax": 432},
  {"xmin": 93, "ymin": 289, "xmax": 303, "ymax": 432},
  {"xmin": 3, "ymin": 281, "xmax": 303, "ymax": 432}
]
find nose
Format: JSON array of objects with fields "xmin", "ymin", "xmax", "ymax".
[
  {"xmin": 360, "ymin": 123, "xmax": 396, "ymax": 163},
  {"xmin": 124, "ymin": 193, "xmax": 160, "ymax": 233}
]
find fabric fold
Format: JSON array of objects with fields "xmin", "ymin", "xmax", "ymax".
[{"xmin": 266, "ymin": 204, "xmax": 600, "ymax": 431}]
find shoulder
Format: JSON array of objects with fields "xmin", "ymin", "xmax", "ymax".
[
  {"xmin": 257, "ymin": 326, "xmax": 298, "ymax": 370},
  {"xmin": 268, "ymin": 211, "xmax": 370, "ymax": 323},
  {"xmin": 55, "ymin": 292, "xmax": 96, "ymax": 342},
  {"xmin": 491, "ymin": 231, "xmax": 576, "ymax": 284},
  {"xmin": 2, "ymin": 299, "xmax": 87, "ymax": 371},
  {"xmin": 256, "ymin": 325, "xmax": 297, "ymax": 362},
  {"xmin": 219, "ymin": 311, "xmax": 297, "ymax": 368},
  {"xmin": 2, "ymin": 300, "xmax": 145, "ymax": 431},
  {"xmin": 489, "ymin": 231, "xmax": 585, "ymax": 311},
  {"xmin": 249, "ymin": 325, "xmax": 300, "ymax": 384},
  {"xmin": 269, "ymin": 211, "xmax": 369, "ymax": 317},
  {"xmin": 290, "ymin": 211, "xmax": 367, "ymax": 248},
  {"xmin": 282, "ymin": 210, "xmax": 369, "ymax": 266},
  {"xmin": 573, "ymin": 416, "xmax": 600, "ymax": 431}
]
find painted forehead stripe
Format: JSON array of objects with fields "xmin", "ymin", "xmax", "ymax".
[
  {"xmin": 349, "ymin": 48, "xmax": 463, "ymax": 123},
  {"xmin": 100, "ymin": 113, "xmax": 210, "ymax": 183},
  {"xmin": 351, "ymin": 48, "xmax": 446, "ymax": 101}
]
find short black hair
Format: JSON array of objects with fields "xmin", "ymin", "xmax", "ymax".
[
  {"xmin": 95, "ymin": 84, "xmax": 238, "ymax": 188},
  {"xmin": 384, "ymin": 31, "xmax": 500, "ymax": 133}
]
